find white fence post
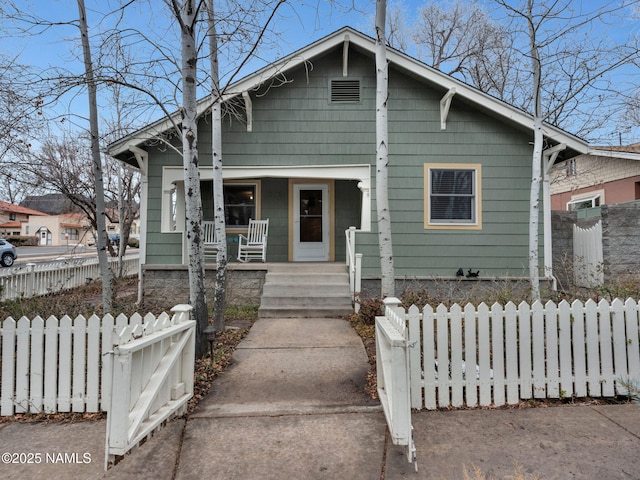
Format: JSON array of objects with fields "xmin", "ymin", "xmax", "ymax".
[{"xmin": 26, "ymin": 263, "xmax": 36, "ymax": 297}]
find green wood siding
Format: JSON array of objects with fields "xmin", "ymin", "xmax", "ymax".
[
  {"xmin": 146, "ymin": 148, "xmax": 184, "ymax": 265},
  {"xmin": 143, "ymin": 46, "xmax": 541, "ymax": 277}
]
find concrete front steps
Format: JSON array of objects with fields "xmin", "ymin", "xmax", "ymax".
[{"xmin": 258, "ymin": 263, "xmax": 354, "ymax": 318}]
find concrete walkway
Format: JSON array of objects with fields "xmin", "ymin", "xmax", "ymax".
[{"xmin": 1, "ymin": 316, "xmax": 640, "ymax": 479}]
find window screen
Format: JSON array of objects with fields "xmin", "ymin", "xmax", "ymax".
[{"xmin": 430, "ymin": 168, "xmax": 475, "ymax": 222}]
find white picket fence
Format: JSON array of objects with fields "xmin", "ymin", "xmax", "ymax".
[
  {"xmin": 381, "ymin": 297, "xmax": 640, "ymax": 410},
  {"xmin": 0, "ymin": 255, "xmax": 139, "ymax": 301},
  {"xmin": 0, "ymin": 306, "xmax": 194, "ymax": 418},
  {"xmin": 573, "ymin": 221, "xmax": 603, "ymax": 287}
]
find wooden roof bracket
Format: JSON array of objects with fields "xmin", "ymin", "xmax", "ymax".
[
  {"xmin": 242, "ymin": 91, "xmax": 253, "ymax": 132},
  {"xmin": 543, "ymin": 143, "xmax": 567, "ymax": 175},
  {"xmin": 440, "ymin": 87, "xmax": 456, "ymax": 130},
  {"xmin": 343, "ymin": 34, "xmax": 350, "ymax": 77}
]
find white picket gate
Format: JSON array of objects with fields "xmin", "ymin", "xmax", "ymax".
[
  {"xmin": 105, "ymin": 304, "xmax": 195, "ymax": 469},
  {"xmin": 573, "ymin": 221, "xmax": 603, "ymax": 287},
  {"xmin": 378, "ymin": 297, "xmax": 640, "ymax": 411},
  {"xmin": 375, "ymin": 299, "xmax": 417, "ymax": 470}
]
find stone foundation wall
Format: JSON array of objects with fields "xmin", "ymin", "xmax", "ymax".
[{"xmin": 142, "ymin": 264, "xmax": 267, "ymax": 306}]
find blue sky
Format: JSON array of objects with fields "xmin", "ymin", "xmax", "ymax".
[{"xmin": 5, "ymin": 0, "xmax": 640, "ymax": 145}]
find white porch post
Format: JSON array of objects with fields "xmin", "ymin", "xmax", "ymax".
[
  {"xmin": 542, "ymin": 144, "xmax": 566, "ymax": 287},
  {"xmin": 129, "ymin": 145, "xmax": 148, "ymax": 304}
]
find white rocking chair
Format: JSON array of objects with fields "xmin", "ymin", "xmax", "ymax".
[
  {"xmin": 203, "ymin": 221, "xmax": 223, "ymax": 261},
  {"xmin": 237, "ymin": 218, "xmax": 269, "ymax": 262}
]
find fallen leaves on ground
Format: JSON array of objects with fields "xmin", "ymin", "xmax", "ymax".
[{"xmin": 187, "ymin": 326, "xmax": 251, "ymax": 414}]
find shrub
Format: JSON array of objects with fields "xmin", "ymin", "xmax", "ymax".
[
  {"xmin": 127, "ymin": 237, "xmax": 140, "ymax": 248},
  {"xmin": 7, "ymin": 236, "xmax": 38, "ymax": 246},
  {"xmin": 349, "ymin": 292, "xmax": 383, "ymax": 326}
]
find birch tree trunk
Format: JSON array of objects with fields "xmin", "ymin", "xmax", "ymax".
[
  {"xmin": 76, "ymin": 0, "xmax": 113, "ymax": 312},
  {"xmin": 175, "ymin": 0, "xmax": 208, "ymax": 356},
  {"xmin": 206, "ymin": 0, "xmax": 227, "ymax": 332},
  {"xmin": 527, "ymin": 0, "xmax": 542, "ymax": 301},
  {"xmin": 375, "ymin": 0, "xmax": 395, "ymax": 298}
]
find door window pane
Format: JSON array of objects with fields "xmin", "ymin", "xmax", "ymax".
[{"xmin": 299, "ymin": 189, "xmax": 323, "ymax": 242}]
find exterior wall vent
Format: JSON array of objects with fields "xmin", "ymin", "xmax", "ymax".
[{"xmin": 330, "ymin": 79, "xmax": 360, "ymax": 103}]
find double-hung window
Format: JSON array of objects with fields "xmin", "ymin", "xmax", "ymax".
[{"xmin": 424, "ymin": 163, "xmax": 482, "ymax": 229}]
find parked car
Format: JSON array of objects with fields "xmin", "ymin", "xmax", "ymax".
[
  {"xmin": 108, "ymin": 233, "xmax": 120, "ymax": 247},
  {"xmin": 0, "ymin": 239, "xmax": 17, "ymax": 267}
]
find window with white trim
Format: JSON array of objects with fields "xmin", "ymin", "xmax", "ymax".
[
  {"xmin": 567, "ymin": 193, "xmax": 601, "ymax": 211},
  {"xmin": 424, "ymin": 164, "xmax": 482, "ymax": 229}
]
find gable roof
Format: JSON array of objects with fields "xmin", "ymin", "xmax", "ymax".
[
  {"xmin": 588, "ymin": 142, "xmax": 640, "ymax": 161},
  {"xmin": 108, "ymin": 26, "xmax": 588, "ymax": 161},
  {"xmin": 0, "ymin": 201, "xmax": 48, "ymax": 217}
]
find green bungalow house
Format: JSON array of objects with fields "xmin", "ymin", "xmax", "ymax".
[{"xmin": 108, "ymin": 27, "xmax": 588, "ymax": 307}]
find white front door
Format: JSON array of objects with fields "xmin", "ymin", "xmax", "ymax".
[{"xmin": 293, "ymin": 183, "xmax": 330, "ymax": 261}]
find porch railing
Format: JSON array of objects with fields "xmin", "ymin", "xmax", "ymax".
[{"xmin": 345, "ymin": 227, "xmax": 362, "ymax": 311}]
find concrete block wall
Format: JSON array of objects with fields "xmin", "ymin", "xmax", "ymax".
[
  {"xmin": 552, "ymin": 202, "xmax": 640, "ymax": 286},
  {"xmin": 551, "ymin": 211, "xmax": 576, "ymax": 289},
  {"xmin": 601, "ymin": 203, "xmax": 640, "ymax": 282}
]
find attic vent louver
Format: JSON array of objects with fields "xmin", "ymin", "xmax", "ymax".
[{"xmin": 330, "ymin": 79, "xmax": 360, "ymax": 103}]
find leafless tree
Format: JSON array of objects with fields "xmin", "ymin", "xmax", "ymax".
[
  {"xmin": 164, "ymin": 0, "xmax": 209, "ymax": 357},
  {"xmin": 412, "ymin": 1, "xmax": 513, "ymax": 89},
  {"xmin": 101, "ymin": 35, "xmax": 143, "ymax": 275},
  {"xmin": 76, "ymin": 0, "xmax": 114, "ymax": 310},
  {"xmin": 205, "ymin": 0, "xmax": 227, "ymax": 332},
  {"xmin": 376, "ymin": 0, "xmax": 395, "ymax": 298},
  {"xmin": 384, "ymin": 1, "xmax": 410, "ymax": 51},
  {"xmin": 0, "ymin": 57, "xmax": 45, "ymax": 203},
  {"xmin": 492, "ymin": 0, "xmax": 640, "ymax": 299}
]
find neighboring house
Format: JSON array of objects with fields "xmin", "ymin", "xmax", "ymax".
[
  {"xmin": 26, "ymin": 213, "xmax": 93, "ymax": 246},
  {"xmin": 108, "ymin": 27, "xmax": 588, "ymax": 295},
  {"xmin": 0, "ymin": 201, "xmax": 93, "ymax": 246},
  {"xmin": 550, "ymin": 142, "xmax": 640, "ymax": 211},
  {"xmin": 20, "ymin": 195, "xmax": 141, "ymax": 245},
  {"xmin": 0, "ymin": 201, "xmax": 48, "ymax": 238}
]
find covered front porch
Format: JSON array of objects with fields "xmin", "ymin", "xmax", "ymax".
[{"xmin": 160, "ymin": 164, "xmax": 371, "ymax": 264}]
